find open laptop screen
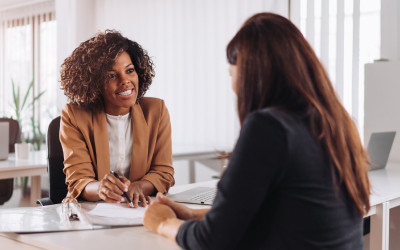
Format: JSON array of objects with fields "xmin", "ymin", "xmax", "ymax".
[{"xmin": 367, "ymin": 131, "xmax": 396, "ymax": 171}]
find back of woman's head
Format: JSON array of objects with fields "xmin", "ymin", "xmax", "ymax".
[
  {"xmin": 227, "ymin": 12, "xmax": 370, "ymax": 215},
  {"xmin": 227, "ymin": 12, "xmax": 335, "ymax": 122}
]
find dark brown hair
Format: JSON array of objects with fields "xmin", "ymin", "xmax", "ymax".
[
  {"xmin": 61, "ymin": 30, "xmax": 154, "ymax": 109},
  {"xmin": 227, "ymin": 12, "xmax": 370, "ymax": 215}
]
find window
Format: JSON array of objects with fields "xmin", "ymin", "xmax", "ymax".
[
  {"xmin": 0, "ymin": 2, "xmax": 57, "ymax": 146},
  {"xmin": 290, "ymin": 0, "xmax": 381, "ymax": 139}
]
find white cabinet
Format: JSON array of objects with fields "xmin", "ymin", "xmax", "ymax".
[{"xmin": 364, "ymin": 61, "xmax": 400, "ymax": 163}]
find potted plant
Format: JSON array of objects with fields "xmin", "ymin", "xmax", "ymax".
[
  {"xmin": 11, "ymin": 78, "xmax": 46, "ymax": 148},
  {"xmin": 11, "ymin": 79, "xmax": 45, "ymax": 192}
]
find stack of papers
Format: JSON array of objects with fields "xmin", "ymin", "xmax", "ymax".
[{"xmin": 75, "ymin": 202, "xmax": 146, "ymax": 226}]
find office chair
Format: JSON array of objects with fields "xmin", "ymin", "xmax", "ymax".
[
  {"xmin": 37, "ymin": 116, "xmax": 68, "ymax": 206},
  {"xmin": 0, "ymin": 118, "xmax": 21, "ymax": 205}
]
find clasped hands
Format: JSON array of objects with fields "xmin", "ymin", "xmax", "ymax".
[{"xmin": 143, "ymin": 193, "xmax": 209, "ymax": 240}]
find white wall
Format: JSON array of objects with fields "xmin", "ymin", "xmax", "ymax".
[{"xmin": 381, "ymin": 0, "xmax": 400, "ymax": 61}]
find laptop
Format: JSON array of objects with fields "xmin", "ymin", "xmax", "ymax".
[
  {"xmin": 168, "ymin": 187, "xmax": 217, "ymax": 205},
  {"xmin": 0, "ymin": 122, "xmax": 9, "ymax": 160},
  {"xmin": 367, "ymin": 131, "xmax": 396, "ymax": 171}
]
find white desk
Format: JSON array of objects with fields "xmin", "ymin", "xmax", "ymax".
[
  {"xmin": 0, "ymin": 151, "xmax": 47, "ymax": 206},
  {"xmin": 367, "ymin": 163, "xmax": 400, "ymax": 250},
  {"xmin": 3, "ymin": 164, "xmax": 399, "ymax": 250},
  {"xmin": 173, "ymin": 146, "xmax": 229, "ymax": 183},
  {"xmin": 0, "ymin": 181, "xmax": 216, "ymax": 250}
]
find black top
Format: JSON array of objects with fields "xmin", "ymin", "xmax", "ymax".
[{"xmin": 176, "ymin": 108, "xmax": 363, "ymax": 250}]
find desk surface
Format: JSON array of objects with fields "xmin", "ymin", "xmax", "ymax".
[
  {"xmin": 368, "ymin": 163, "xmax": 400, "ymax": 207},
  {"xmin": 0, "ymin": 180, "xmax": 217, "ymax": 250},
  {"xmin": 0, "ymin": 151, "xmax": 47, "ymax": 174},
  {"xmin": 3, "ymin": 164, "xmax": 400, "ymax": 250}
]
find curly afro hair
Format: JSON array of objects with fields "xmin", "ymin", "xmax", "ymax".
[{"xmin": 60, "ymin": 30, "xmax": 155, "ymax": 109}]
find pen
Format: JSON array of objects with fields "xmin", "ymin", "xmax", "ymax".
[{"xmin": 111, "ymin": 171, "xmax": 134, "ymax": 208}]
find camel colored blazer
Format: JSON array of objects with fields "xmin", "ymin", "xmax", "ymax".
[{"xmin": 60, "ymin": 97, "xmax": 175, "ymax": 199}]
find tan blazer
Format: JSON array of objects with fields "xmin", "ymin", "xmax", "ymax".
[{"xmin": 60, "ymin": 97, "xmax": 175, "ymax": 199}]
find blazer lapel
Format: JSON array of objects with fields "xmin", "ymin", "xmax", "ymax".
[
  {"xmin": 129, "ymin": 103, "xmax": 149, "ymax": 181},
  {"xmin": 93, "ymin": 110, "xmax": 110, "ymax": 181}
]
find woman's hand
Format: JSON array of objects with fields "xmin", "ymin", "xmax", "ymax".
[
  {"xmin": 143, "ymin": 201, "xmax": 184, "ymax": 240},
  {"xmin": 127, "ymin": 181, "xmax": 152, "ymax": 208},
  {"xmin": 156, "ymin": 192, "xmax": 209, "ymax": 220},
  {"xmin": 143, "ymin": 201, "xmax": 176, "ymax": 232},
  {"xmin": 97, "ymin": 173, "xmax": 130, "ymax": 203},
  {"xmin": 84, "ymin": 176, "xmax": 153, "ymax": 208}
]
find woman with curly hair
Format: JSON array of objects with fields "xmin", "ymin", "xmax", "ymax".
[
  {"xmin": 60, "ymin": 30, "xmax": 174, "ymax": 207},
  {"xmin": 143, "ymin": 13, "xmax": 370, "ymax": 249}
]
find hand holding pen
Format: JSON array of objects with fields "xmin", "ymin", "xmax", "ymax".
[
  {"xmin": 97, "ymin": 171, "xmax": 133, "ymax": 207},
  {"xmin": 111, "ymin": 171, "xmax": 134, "ymax": 208},
  {"xmin": 98, "ymin": 171, "xmax": 151, "ymax": 208}
]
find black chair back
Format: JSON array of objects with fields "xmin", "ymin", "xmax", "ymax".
[{"xmin": 47, "ymin": 116, "xmax": 68, "ymax": 204}]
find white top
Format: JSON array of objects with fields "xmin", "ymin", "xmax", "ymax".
[{"xmin": 106, "ymin": 113, "xmax": 133, "ymax": 178}]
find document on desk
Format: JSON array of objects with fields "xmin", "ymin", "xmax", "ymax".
[
  {"xmin": 76, "ymin": 202, "xmax": 145, "ymax": 226},
  {"xmin": 0, "ymin": 202, "xmax": 144, "ymax": 233},
  {"xmin": 0, "ymin": 205, "xmax": 94, "ymax": 233}
]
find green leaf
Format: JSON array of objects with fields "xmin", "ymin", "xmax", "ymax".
[
  {"xmin": 11, "ymin": 79, "xmax": 20, "ymax": 121},
  {"xmin": 11, "ymin": 79, "xmax": 17, "ymax": 110},
  {"xmin": 21, "ymin": 79, "xmax": 33, "ymax": 111},
  {"xmin": 28, "ymin": 90, "xmax": 46, "ymax": 107},
  {"xmin": 16, "ymin": 84, "xmax": 21, "ymax": 122}
]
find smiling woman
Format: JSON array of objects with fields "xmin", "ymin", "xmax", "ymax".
[{"xmin": 59, "ymin": 30, "xmax": 175, "ymax": 208}]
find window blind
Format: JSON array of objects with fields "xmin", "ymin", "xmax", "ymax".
[
  {"xmin": 0, "ymin": 0, "xmax": 56, "ymax": 139},
  {"xmin": 289, "ymin": 0, "xmax": 381, "ymax": 138}
]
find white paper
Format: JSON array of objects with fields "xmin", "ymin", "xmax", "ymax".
[{"xmin": 76, "ymin": 202, "xmax": 145, "ymax": 226}]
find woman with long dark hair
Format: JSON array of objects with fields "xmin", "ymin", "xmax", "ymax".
[{"xmin": 143, "ymin": 13, "xmax": 370, "ymax": 249}]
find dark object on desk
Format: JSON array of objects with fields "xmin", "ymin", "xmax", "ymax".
[
  {"xmin": 367, "ymin": 131, "xmax": 396, "ymax": 171},
  {"xmin": 0, "ymin": 118, "xmax": 21, "ymax": 205},
  {"xmin": 37, "ymin": 116, "xmax": 68, "ymax": 206}
]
